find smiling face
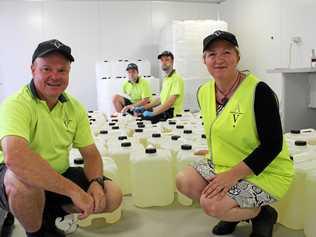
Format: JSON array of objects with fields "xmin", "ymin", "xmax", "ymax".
[
  {"xmin": 31, "ymin": 52, "xmax": 71, "ymax": 104},
  {"xmin": 203, "ymin": 40, "xmax": 240, "ymax": 80}
]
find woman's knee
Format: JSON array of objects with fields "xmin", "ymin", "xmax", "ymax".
[
  {"xmin": 176, "ymin": 167, "xmax": 206, "ymax": 198},
  {"xmin": 200, "ymin": 195, "xmax": 224, "ymax": 218}
]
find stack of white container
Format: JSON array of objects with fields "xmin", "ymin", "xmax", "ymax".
[
  {"xmin": 96, "ymin": 59, "xmax": 160, "ymax": 116},
  {"xmin": 159, "ymin": 20, "xmax": 228, "ymax": 111},
  {"xmin": 273, "ymin": 128, "xmax": 316, "ymax": 235},
  {"xmin": 69, "ymin": 109, "xmax": 207, "ymax": 208}
]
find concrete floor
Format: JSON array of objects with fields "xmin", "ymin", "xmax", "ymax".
[{"xmin": 11, "ymin": 196, "xmax": 305, "ymax": 237}]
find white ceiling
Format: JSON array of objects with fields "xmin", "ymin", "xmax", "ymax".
[{"xmin": 22, "ymin": 0, "xmax": 226, "ymax": 3}]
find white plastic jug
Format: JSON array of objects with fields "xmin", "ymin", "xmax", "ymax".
[
  {"xmin": 304, "ymin": 172, "xmax": 316, "ymax": 237},
  {"xmin": 147, "ymin": 133, "xmax": 166, "ymax": 149},
  {"xmin": 130, "ymin": 147, "xmax": 173, "ymax": 207},
  {"xmin": 107, "ymin": 141, "xmax": 143, "ymax": 195},
  {"xmin": 288, "ymin": 140, "xmax": 313, "ymax": 156},
  {"xmin": 176, "ymin": 144, "xmax": 204, "ymax": 206},
  {"xmin": 285, "ymin": 128, "xmax": 316, "ymax": 145}
]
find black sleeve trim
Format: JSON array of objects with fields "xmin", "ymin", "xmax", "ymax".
[{"xmin": 243, "ymin": 82, "xmax": 283, "ymax": 175}]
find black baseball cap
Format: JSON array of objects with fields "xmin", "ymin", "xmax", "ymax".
[
  {"xmin": 203, "ymin": 30, "xmax": 238, "ymax": 52},
  {"xmin": 157, "ymin": 50, "xmax": 174, "ymax": 60},
  {"xmin": 32, "ymin": 39, "xmax": 75, "ymax": 63},
  {"xmin": 126, "ymin": 63, "xmax": 138, "ymax": 71}
]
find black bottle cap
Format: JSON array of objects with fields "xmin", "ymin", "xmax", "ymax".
[
  {"xmin": 181, "ymin": 144, "xmax": 192, "ymax": 150},
  {"xmin": 100, "ymin": 130, "xmax": 108, "ymax": 134},
  {"xmin": 184, "ymin": 109, "xmax": 190, "ymax": 112},
  {"xmin": 168, "ymin": 120, "xmax": 176, "ymax": 125},
  {"xmin": 118, "ymin": 136, "xmax": 127, "ymax": 140},
  {"xmin": 135, "ymin": 128, "xmax": 143, "ymax": 133},
  {"xmin": 121, "ymin": 142, "xmax": 131, "ymax": 147},
  {"xmin": 145, "ymin": 148, "xmax": 157, "ymax": 154},
  {"xmin": 74, "ymin": 158, "xmax": 84, "ymax": 165},
  {"xmin": 109, "ymin": 122, "xmax": 116, "ymax": 126},
  {"xmin": 138, "ymin": 124, "xmax": 145, "ymax": 128},
  {"xmin": 184, "ymin": 130, "xmax": 192, "ymax": 134},
  {"xmin": 295, "ymin": 140, "xmax": 307, "ymax": 146},
  {"xmin": 152, "ymin": 133, "xmax": 161, "ymax": 138},
  {"xmin": 201, "ymin": 134, "xmax": 206, "ymax": 139},
  {"xmin": 171, "ymin": 135, "xmax": 181, "ymax": 140},
  {"xmin": 112, "ymin": 126, "xmax": 119, "ymax": 130},
  {"xmin": 176, "ymin": 125, "xmax": 184, "ymax": 129},
  {"xmin": 290, "ymin": 129, "xmax": 300, "ymax": 134},
  {"xmin": 176, "ymin": 114, "xmax": 182, "ymax": 117}
]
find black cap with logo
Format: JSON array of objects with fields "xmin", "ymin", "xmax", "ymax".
[
  {"xmin": 32, "ymin": 39, "xmax": 75, "ymax": 63},
  {"xmin": 126, "ymin": 63, "xmax": 138, "ymax": 71},
  {"xmin": 157, "ymin": 50, "xmax": 174, "ymax": 60},
  {"xmin": 203, "ymin": 30, "xmax": 238, "ymax": 52}
]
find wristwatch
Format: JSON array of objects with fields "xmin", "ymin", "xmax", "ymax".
[{"xmin": 89, "ymin": 176, "xmax": 108, "ymax": 190}]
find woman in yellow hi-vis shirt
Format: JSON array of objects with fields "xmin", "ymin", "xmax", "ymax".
[{"xmin": 176, "ymin": 31, "xmax": 294, "ymax": 237}]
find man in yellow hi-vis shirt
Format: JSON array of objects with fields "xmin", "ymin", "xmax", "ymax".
[
  {"xmin": 0, "ymin": 39, "xmax": 122, "ymax": 237},
  {"xmin": 134, "ymin": 51, "xmax": 184, "ymax": 123},
  {"xmin": 112, "ymin": 63, "xmax": 152, "ymax": 113}
]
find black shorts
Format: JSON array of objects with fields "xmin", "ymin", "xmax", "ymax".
[
  {"xmin": 142, "ymin": 108, "xmax": 174, "ymax": 124},
  {"xmin": 0, "ymin": 165, "xmax": 102, "ymax": 211},
  {"xmin": 123, "ymin": 97, "xmax": 132, "ymax": 106}
]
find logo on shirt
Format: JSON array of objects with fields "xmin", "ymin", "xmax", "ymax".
[
  {"xmin": 229, "ymin": 104, "xmax": 243, "ymax": 127},
  {"xmin": 64, "ymin": 113, "xmax": 72, "ymax": 129}
]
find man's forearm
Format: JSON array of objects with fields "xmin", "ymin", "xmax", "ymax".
[
  {"xmin": 6, "ymin": 150, "xmax": 79, "ymax": 197},
  {"xmin": 80, "ymin": 144, "xmax": 103, "ymax": 181},
  {"xmin": 83, "ymin": 156, "xmax": 103, "ymax": 181},
  {"xmin": 144, "ymin": 97, "xmax": 160, "ymax": 110},
  {"xmin": 133, "ymin": 98, "xmax": 150, "ymax": 107}
]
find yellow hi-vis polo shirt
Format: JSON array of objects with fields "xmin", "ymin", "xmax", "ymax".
[
  {"xmin": 0, "ymin": 80, "xmax": 94, "ymax": 174},
  {"xmin": 160, "ymin": 70, "xmax": 184, "ymax": 116},
  {"xmin": 122, "ymin": 76, "xmax": 152, "ymax": 104}
]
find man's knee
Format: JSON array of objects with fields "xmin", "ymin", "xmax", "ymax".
[
  {"xmin": 112, "ymin": 94, "xmax": 121, "ymax": 103},
  {"xmin": 4, "ymin": 170, "xmax": 44, "ymax": 202},
  {"xmin": 103, "ymin": 181, "xmax": 122, "ymax": 213}
]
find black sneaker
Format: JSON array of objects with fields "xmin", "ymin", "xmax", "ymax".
[
  {"xmin": 1, "ymin": 212, "xmax": 15, "ymax": 237},
  {"xmin": 212, "ymin": 221, "xmax": 239, "ymax": 235},
  {"xmin": 250, "ymin": 205, "xmax": 278, "ymax": 237}
]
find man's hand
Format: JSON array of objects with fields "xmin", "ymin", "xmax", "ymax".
[
  {"xmin": 133, "ymin": 106, "xmax": 145, "ymax": 113},
  {"xmin": 121, "ymin": 104, "xmax": 134, "ymax": 113},
  {"xmin": 69, "ymin": 187, "xmax": 94, "ymax": 220},
  {"xmin": 87, "ymin": 181, "xmax": 106, "ymax": 213},
  {"xmin": 142, "ymin": 111, "xmax": 155, "ymax": 118}
]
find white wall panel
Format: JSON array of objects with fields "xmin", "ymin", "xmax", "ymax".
[
  {"xmin": 0, "ymin": 2, "xmax": 43, "ymax": 98},
  {"xmin": 42, "ymin": 1, "xmax": 100, "ymax": 108}
]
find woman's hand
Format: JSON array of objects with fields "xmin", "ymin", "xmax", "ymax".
[{"xmin": 202, "ymin": 170, "xmax": 239, "ymax": 201}]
